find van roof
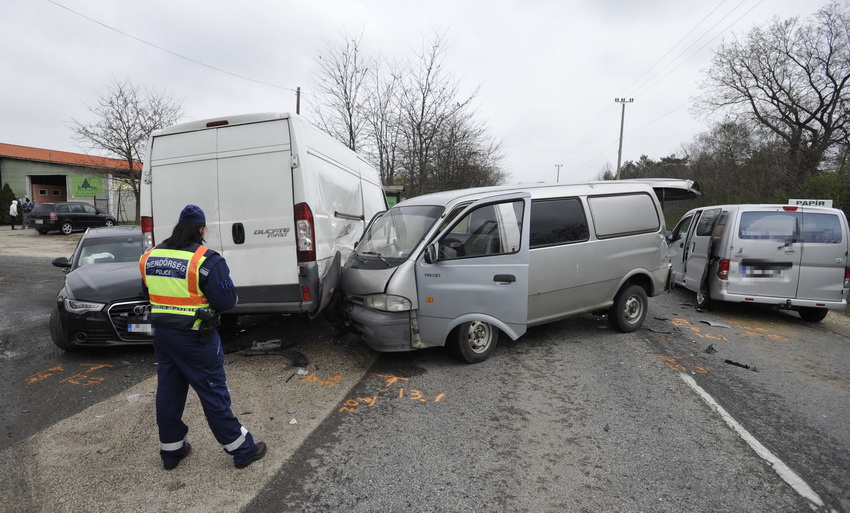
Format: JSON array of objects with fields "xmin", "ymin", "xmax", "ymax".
[
  {"xmin": 396, "ymin": 179, "xmax": 700, "ymax": 207},
  {"xmin": 152, "ymin": 112, "xmax": 293, "ymax": 136},
  {"xmin": 687, "ymin": 204, "xmax": 844, "ymax": 214}
]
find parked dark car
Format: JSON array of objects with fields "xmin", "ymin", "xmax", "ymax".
[
  {"xmin": 50, "ymin": 226, "xmax": 151, "ymax": 350},
  {"xmin": 31, "ymin": 201, "xmax": 116, "ymax": 235}
]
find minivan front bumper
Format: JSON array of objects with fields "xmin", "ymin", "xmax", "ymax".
[{"xmin": 344, "ymin": 302, "xmax": 412, "ymax": 352}]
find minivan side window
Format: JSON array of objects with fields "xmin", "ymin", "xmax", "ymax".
[
  {"xmin": 439, "ymin": 200, "xmax": 523, "ymax": 259},
  {"xmin": 530, "ymin": 198, "xmax": 589, "ymax": 248},
  {"xmin": 588, "ymin": 193, "xmax": 660, "ymax": 238}
]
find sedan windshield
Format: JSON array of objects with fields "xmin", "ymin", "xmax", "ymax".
[
  {"xmin": 75, "ymin": 235, "xmax": 144, "ymax": 268},
  {"xmin": 351, "ymin": 205, "xmax": 444, "ymax": 268}
]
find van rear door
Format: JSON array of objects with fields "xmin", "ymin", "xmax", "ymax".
[
  {"xmin": 148, "ymin": 119, "xmax": 298, "ymax": 297},
  {"xmin": 727, "ymin": 208, "xmax": 803, "ymax": 299},
  {"xmin": 795, "ymin": 209, "xmax": 849, "ymax": 302},
  {"xmin": 215, "ymin": 120, "xmax": 298, "ymax": 293},
  {"xmin": 415, "ymin": 193, "xmax": 530, "ymax": 346}
]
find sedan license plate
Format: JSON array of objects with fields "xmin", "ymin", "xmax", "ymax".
[
  {"xmin": 35, "ymin": 219, "xmax": 43, "ymax": 224},
  {"xmin": 128, "ymin": 323, "xmax": 152, "ymax": 334}
]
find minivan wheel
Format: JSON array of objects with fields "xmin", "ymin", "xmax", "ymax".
[
  {"xmin": 50, "ymin": 310, "xmax": 78, "ymax": 351},
  {"xmin": 607, "ymin": 284, "xmax": 647, "ymax": 333},
  {"xmin": 60, "ymin": 221, "xmax": 73, "ymax": 235},
  {"xmin": 696, "ymin": 281, "xmax": 713, "ymax": 310},
  {"xmin": 798, "ymin": 307, "xmax": 828, "ymax": 323},
  {"xmin": 452, "ymin": 320, "xmax": 499, "ymax": 364}
]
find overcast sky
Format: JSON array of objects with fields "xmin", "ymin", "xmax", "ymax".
[{"xmin": 2, "ymin": 0, "xmax": 832, "ymax": 185}]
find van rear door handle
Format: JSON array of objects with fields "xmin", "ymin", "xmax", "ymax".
[
  {"xmin": 494, "ymin": 274, "xmax": 516, "ymax": 283},
  {"xmin": 232, "ymin": 223, "xmax": 245, "ymax": 244}
]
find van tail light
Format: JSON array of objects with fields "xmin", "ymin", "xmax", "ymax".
[
  {"xmin": 141, "ymin": 216, "xmax": 155, "ymax": 251},
  {"xmin": 295, "ymin": 202, "xmax": 316, "ymax": 263},
  {"xmin": 717, "ymin": 259, "xmax": 730, "ymax": 280},
  {"xmin": 845, "ymin": 266, "xmax": 850, "ymax": 288}
]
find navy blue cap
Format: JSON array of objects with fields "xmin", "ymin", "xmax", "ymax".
[{"xmin": 178, "ymin": 204, "xmax": 205, "ymax": 224}]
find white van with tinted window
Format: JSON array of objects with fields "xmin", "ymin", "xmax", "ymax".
[
  {"xmin": 668, "ymin": 204, "xmax": 850, "ymax": 321},
  {"xmin": 340, "ymin": 179, "xmax": 700, "ymax": 363},
  {"xmin": 139, "ymin": 113, "xmax": 386, "ymax": 318}
]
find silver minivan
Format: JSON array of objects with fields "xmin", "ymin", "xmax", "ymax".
[
  {"xmin": 340, "ymin": 179, "xmax": 700, "ymax": 363},
  {"xmin": 668, "ymin": 204, "xmax": 850, "ymax": 321}
]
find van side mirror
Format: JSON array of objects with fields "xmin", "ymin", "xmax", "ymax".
[{"xmin": 424, "ymin": 243, "xmax": 438, "ymax": 264}]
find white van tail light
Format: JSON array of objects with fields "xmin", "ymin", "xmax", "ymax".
[
  {"xmin": 295, "ymin": 202, "xmax": 316, "ymax": 262},
  {"xmin": 845, "ymin": 266, "xmax": 850, "ymax": 288},
  {"xmin": 141, "ymin": 216, "xmax": 155, "ymax": 251},
  {"xmin": 717, "ymin": 259, "xmax": 730, "ymax": 280}
]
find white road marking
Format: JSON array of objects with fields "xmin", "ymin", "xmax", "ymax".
[{"xmin": 678, "ymin": 372, "xmax": 825, "ymax": 509}]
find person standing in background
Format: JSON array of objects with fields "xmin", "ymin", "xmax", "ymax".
[
  {"xmin": 21, "ymin": 198, "xmax": 33, "ymax": 229},
  {"xmin": 9, "ymin": 200, "xmax": 18, "ymax": 230}
]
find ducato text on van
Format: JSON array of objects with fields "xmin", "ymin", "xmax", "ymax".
[
  {"xmin": 139, "ymin": 113, "xmax": 386, "ymax": 318},
  {"xmin": 668, "ymin": 203, "xmax": 850, "ymax": 321},
  {"xmin": 340, "ymin": 179, "xmax": 700, "ymax": 363}
]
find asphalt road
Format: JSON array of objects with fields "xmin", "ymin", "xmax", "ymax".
[{"xmin": 1, "ymin": 229, "xmax": 848, "ymax": 512}]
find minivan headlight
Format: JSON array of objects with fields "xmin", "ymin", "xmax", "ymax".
[
  {"xmin": 64, "ymin": 298, "xmax": 105, "ymax": 314},
  {"xmin": 364, "ymin": 294, "xmax": 412, "ymax": 312}
]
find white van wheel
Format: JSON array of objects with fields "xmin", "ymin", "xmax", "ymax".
[
  {"xmin": 798, "ymin": 307, "xmax": 828, "ymax": 322},
  {"xmin": 452, "ymin": 321, "xmax": 499, "ymax": 364},
  {"xmin": 607, "ymin": 284, "xmax": 647, "ymax": 333}
]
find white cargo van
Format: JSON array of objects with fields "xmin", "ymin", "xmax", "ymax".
[
  {"xmin": 668, "ymin": 204, "xmax": 850, "ymax": 321},
  {"xmin": 340, "ymin": 179, "xmax": 700, "ymax": 363},
  {"xmin": 139, "ymin": 113, "xmax": 386, "ymax": 317}
]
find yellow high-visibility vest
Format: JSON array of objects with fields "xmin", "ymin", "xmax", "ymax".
[{"xmin": 140, "ymin": 245, "xmax": 210, "ymax": 328}]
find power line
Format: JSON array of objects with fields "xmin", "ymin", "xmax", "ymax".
[{"xmin": 45, "ymin": 0, "xmax": 299, "ymax": 93}]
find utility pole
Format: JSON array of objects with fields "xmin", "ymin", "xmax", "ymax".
[
  {"xmin": 614, "ymin": 98, "xmax": 634, "ymax": 180},
  {"xmin": 296, "ymin": 87, "xmax": 301, "ymax": 115},
  {"xmin": 555, "ymin": 164, "xmax": 563, "ymax": 183}
]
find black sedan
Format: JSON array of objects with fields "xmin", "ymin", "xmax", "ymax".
[{"xmin": 50, "ymin": 226, "xmax": 151, "ymax": 350}]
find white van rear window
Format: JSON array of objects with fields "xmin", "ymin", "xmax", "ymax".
[{"xmin": 739, "ymin": 211, "xmax": 843, "ymax": 243}]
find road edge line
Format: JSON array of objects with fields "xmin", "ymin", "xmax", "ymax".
[{"xmin": 678, "ymin": 372, "xmax": 825, "ymax": 509}]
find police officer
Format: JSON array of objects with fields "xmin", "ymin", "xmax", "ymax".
[{"xmin": 139, "ymin": 204, "xmax": 266, "ymax": 470}]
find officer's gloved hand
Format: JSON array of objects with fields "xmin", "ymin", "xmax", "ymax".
[{"xmin": 195, "ymin": 308, "xmax": 220, "ymax": 344}]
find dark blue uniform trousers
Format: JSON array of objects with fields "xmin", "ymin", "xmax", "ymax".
[{"xmin": 153, "ymin": 326, "xmax": 257, "ymax": 467}]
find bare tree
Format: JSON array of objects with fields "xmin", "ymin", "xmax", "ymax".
[
  {"xmin": 397, "ymin": 32, "xmax": 483, "ymax": 196},
  {"xmin": 696, "ymin": 3, "xmax": 850, "ymax": 186},
  {"xmin": 70, "ymin": 78, "xmax": 183, "ymax": 222},
  {"xmin": 363, "ymin": 56, "xmax": 404, "ymax": 186},
  {"xmin": 309, "ymin": 30, "xmax": 505, "ymax": 198},
  {"xmin": 310, "ymin": 30, "xmax": 371, "ymax": 152}
]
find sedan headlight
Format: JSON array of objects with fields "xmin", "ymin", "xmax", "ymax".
[
  {"xmin": 64, "ymin": 298, "xmax": 106, "ymax": 314},
  {"xmin": 364, "ymin": 294, "xmax": 412, "ymax": 312}
]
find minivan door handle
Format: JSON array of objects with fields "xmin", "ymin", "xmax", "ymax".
[
  {"xmin": 494, "ymin": 274, "xmax": 516, "ymax": 283},
  {"xmin": 232, "ymin": 223, "xmax": 245, "ymax": 244}
]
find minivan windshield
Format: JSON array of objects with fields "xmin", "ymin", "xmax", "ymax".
[{"xmin": 349, "ymin": 205, "xmax": 444, "ymax": 269}]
